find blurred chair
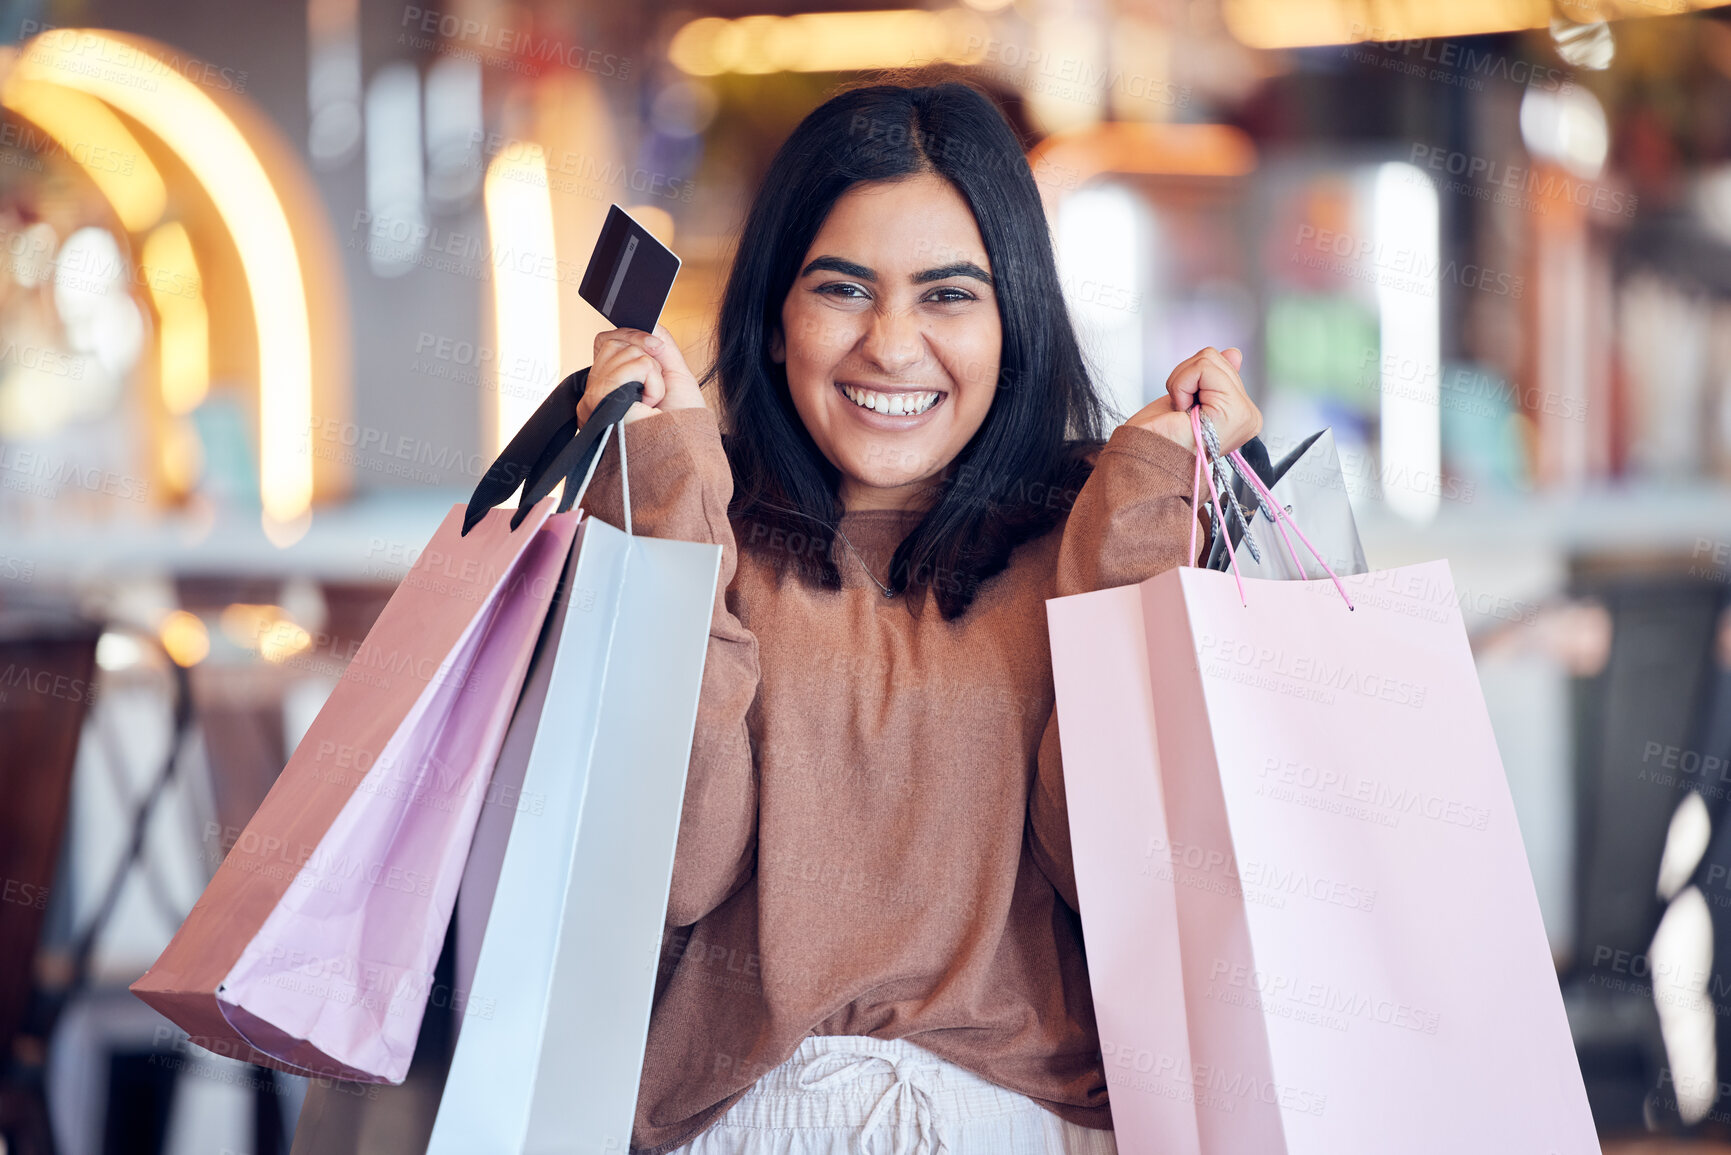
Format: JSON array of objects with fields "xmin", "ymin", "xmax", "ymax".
[{"xmin": 0, "ymin": 607, "xmax": 102, "ymax": 1155}]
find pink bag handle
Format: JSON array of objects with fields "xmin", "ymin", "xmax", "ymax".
[{"xmin": 1187, "ymin": 406, "xmax": 1355, "ymax": 611}]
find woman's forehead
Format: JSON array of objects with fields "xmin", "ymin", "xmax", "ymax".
[{"xmin": 806, "ymin": 177, "xmax": 991, "ymax": 274}]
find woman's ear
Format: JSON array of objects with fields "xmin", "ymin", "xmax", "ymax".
[{"xmin": 769, "ymin": 326, "xmax": 786, "ymax": 364}]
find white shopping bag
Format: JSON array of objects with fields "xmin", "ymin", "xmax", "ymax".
[{"xmin": 426, "ymin": 400, "xmax": 721, "ymax": 1154}]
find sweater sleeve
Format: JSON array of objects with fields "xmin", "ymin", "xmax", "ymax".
[
  {"xmin": 578, "ymin": 404, "xmax": 760, "ymax": 928},
  {"xmin": 1029, "ymin": 421, "xmax": 1209, "ymax": 911}
]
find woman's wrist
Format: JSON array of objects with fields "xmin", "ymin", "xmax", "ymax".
[{"xmin": 1129, "ymin": 409, "xmax": 1196, "ymax": 454}]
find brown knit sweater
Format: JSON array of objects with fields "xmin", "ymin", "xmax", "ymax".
[{"xmin": 578, "ymin": 403, "xmax": 1205, "ymax": 1153}]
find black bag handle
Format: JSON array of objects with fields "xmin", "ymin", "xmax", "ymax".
[
  {"xmin": 461, "ymin": 369, "xmax": 644, "ymax": 535},
  {"xmin": 511, "ymin": 380, "xmax": 643, "ymax": 528}
]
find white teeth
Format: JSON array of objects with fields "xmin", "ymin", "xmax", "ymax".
[{"xmin": 840, "ymin": 384, "xmax": 939, "ymax": 417}]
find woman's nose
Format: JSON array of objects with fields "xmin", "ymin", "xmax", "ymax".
[{"xmin": 859, "ymin": 308, "xmax": 924, "ymax": 377}]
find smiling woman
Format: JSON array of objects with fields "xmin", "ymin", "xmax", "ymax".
[{"xmin": 571, "ymin": 80, "xmax": 1261, "ymax": 1154}]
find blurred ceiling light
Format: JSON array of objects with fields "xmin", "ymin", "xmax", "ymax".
[
  {"xmin": 258, "ymin": 619, "xmax": 314, "ymax": 663},
  {"xmin": 220, "ymin": 602, "xmax": 313, "ymax": 662},
  {"xmin": 1057, "ymin": 185, "xmax": 1144, "ymax": 419},
  {"xmin": 158, "ymin": 609, "xmax": 209, "ymax": 667},
  {"xmin": 54, "ymin": 226, "xmax": 145, "ymax": 381},
  {"xmin": 1026, "ymin": 122, "xmax": 1257, "ymax": 214},
  {"xmin": 0, "ymin": 79, "xmax": 167, "ymax": 232},
  {"xmin": 364, "ymin": 62, "xmax": 427, "ymax": 277},
  {"xmin": 1698, "ymin": 165, "xmax": 1731, "ymax": 247},
  {"xmin": 308, "ymin": 0, "xmax": 363, "ymax": 165},
  {"xmin": 425, "ymin": 55, "xmax": 484, "ymax": 211},
  {"xmin": 1520, "ymin": 84, "xmax": 1610, "ymax": 180},
  {"xmin": 1657, "ymin": 792, "xmax": 1712, "ymax": 902},
  {"xmin": 158, "ymin": 416, "xmax": 205, "ymax": 496},
  {"xmin": 95, "ymin": 630, "xmax": 147, "ymax": 672},
  {"xmin": 669, "ymin": 10, "xmax": 988, "ymax": 75},
  {"xmin": 1025, "ymin": 17, "xmax": 1107, "ymax": 134},
  {"xmin": 1373, "ymin": 162, "xmax": 1441, "ymax": 524},
  {"xmin": 484, "ymin": 141, "xmax": 559, "ymax": 454},
  {"xmin": 1221, "ymin": 0, "xmax": 1731, "ymax": 48},
  {"xmin": 141, "ymin": 222, "xmax": 210, "ymax": 415},
  {"xmin": 1031, "ymin": 121, "xmax": 1257, "ymax": 180},
  {"xmin": 14, "ymin": 28, "xmax": 317, "ymax": 532},
  {"xmin": 1550, "ymin": 15, "xmax": 1615, "ymax": 68},
  {"xmin": 1650, "ymin": 887, "xmax": 1717, "ymax": 1125},
  {"xmin": 218, "ymin": 601, "xmax": 288, "ymax": 647},
  {"xmin": 962, "ymin": 0, "xmax": 1016, "ymax": 10}
]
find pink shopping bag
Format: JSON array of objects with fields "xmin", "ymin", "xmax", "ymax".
[
  {"xmin": 1046, "ymin": 416, "xmax": 1598, "ymax": 1154},
  {"xmin": 132, "ymin": 499, "xmax": 577, "ymax": 1083}
]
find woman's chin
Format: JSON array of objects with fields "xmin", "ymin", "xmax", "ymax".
[{"xmin": 836, "ymin": 464, "xmax": 943, "ymax": 508}]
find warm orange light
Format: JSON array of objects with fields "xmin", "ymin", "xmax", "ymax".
[
  {"xmin": 1222, "ymin": 0, "xmax": 1731, "ymax": 49},
  {"xmin": 1026, "ymin": 122, "xmax": 1257, "ymax": 212},
  {"xmin": 158, "ymin": 610, "xmax": 209, "ymax": 667},
  {"xmin": 0, "ymin": 77, "xmax": 167, "ymax": 231},
  {"xmin": 142, "ymin": 222, "xmax": 209, "ymax": 416},
  {"xmin": 669, "ymin": 10, "xmax": 988, "ymax": 75},
  {"xmin": 14, "ymin": 29, "xmax": 316, "ymax": 535}
]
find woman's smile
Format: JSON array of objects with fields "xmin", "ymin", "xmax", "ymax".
[{"xmin": 833, "ymin": 380, "xmax": 946, "ymax": 422}]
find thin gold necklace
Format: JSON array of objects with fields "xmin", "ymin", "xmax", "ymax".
[{"xmin": 757, "ymin": 501, "xmax": 898, "ymax": 598}]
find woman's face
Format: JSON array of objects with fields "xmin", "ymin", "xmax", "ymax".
[{"xmin": 775, "ymin": 173, "xmax": 1001, "ymax": 512}]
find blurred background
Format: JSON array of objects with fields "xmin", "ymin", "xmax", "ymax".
[{"xmin": 1, "ymin": 0, "xmax": 1731, "ymax": 1152}]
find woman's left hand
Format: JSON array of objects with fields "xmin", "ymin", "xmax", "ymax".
[{"xmin": 1126, "ymin": 346, "xmax": 1262, "ymax": 454}]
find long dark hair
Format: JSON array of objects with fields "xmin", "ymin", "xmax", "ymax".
[{"xmin": 710, "ymin": 80, "xmax": 1115, "ymax": 619}]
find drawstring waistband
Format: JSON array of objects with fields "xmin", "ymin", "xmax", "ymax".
[{"xmin": 793, "ymin": 1047, "xmax": 952, "ymax": 1155}]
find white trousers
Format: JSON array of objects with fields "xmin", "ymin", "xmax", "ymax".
[{"xmin": 662, "ymin": 1035, "xmax": 1118, "ymax": 1155}]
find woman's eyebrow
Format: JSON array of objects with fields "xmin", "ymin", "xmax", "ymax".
[
  {"xmin": 914, "ymin": 262, "xmax": 993, "ymax": 285},
  {"xmin": 801, "ymin": 256, "xmax": 875, "ymax": 280}
]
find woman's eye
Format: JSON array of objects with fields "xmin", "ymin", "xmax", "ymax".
[
  {"xmin": 925, "ymin": 286, "xmax": 976, "ymax": 304},
  {"xmin": 817, "ymin": 282, "xmax": 869, "ymax": 299}
]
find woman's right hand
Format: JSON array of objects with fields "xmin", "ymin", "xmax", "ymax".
[{"xmin": 580, "ymin": 323, "xmax": 705, "ymax": 426}]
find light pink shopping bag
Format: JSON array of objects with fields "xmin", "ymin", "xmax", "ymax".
[
  {"xmin": 133, "ymin": 500, "xmax": 577, "ymax": 1083},
  {"xmin": 1046, "ymin": 417, "xmax": 1598, "ymax": 1154}
]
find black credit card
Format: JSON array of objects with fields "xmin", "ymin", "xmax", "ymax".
[{"xmin": 578, "ymin": 205, "xmax": 681, "ymax": 334}]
